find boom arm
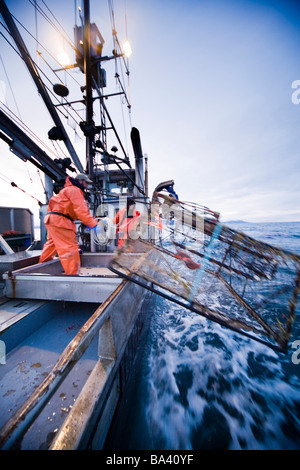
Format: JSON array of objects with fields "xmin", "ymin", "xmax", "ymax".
[{"xmin": 0, "ymin": 109, "xmax": 67, "ymax": 182}]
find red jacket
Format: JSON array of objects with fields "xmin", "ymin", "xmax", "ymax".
[
  {"xmin": 44, "ymin": 177, "xmax": 97, "ymax": 232},
  {"xmin": 112, "ymin": 207, "xmax": 141, "ymax": 236}
]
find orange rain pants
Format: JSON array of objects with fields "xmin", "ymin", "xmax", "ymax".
[{"xmin": 39, "ymin": 224, "xmax": 80, "ymax": 275}]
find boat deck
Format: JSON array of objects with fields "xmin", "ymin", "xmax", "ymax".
[
  {"xmin": 0, "ymin": 295, "xmax": 46, "ymax": 334},
  {"xmin": 0, "ymin": 248, "xmax": 154, "ymax": 449},
  {"xmin": 0, "ymin": 297, "xmax": 99, "ymax": 449},
  {"xmin": 1, "ymin": 252, "xmax": 123, "ymax": 303}
]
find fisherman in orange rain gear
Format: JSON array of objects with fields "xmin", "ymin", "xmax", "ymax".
[
  {"xmin": 39, "ymin": 173, "xmax": 101, "ymax": 275},
  {"xmin": 112, "ymin": 198, "xmax": 141, "ymax": 249}
]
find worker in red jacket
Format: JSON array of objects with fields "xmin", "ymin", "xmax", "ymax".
[
  {"xmin": 112, "ymin": 198, "xmax": 141, "ymax": 249},
  {"xmin": 39, "ymin": 173, "xmax": 99, "ymax": 275}
]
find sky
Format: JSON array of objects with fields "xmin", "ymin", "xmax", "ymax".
[{"xmin": 0, "ymin": 0, "xmax": 300, "ymax": 224}]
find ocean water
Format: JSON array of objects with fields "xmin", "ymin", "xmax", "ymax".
[{"xmin": 105, "ymin": 222, "xmax": 300, "ymax": 450}]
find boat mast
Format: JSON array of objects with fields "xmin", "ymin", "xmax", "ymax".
[{"xmin": 83, "ymin": 0, "xmax": 94, "ymax": 180}]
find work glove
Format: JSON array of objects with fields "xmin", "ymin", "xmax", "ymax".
[{"xmin": 93, "ymin": 224, "xmax": 103, "ymax": 236}]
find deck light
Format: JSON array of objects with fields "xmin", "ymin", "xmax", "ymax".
[
  {"xmin": 57, "ymin": 51, "xmax": 70, "ymax": 67},
  {"xmin": 122, "ymin": 40, "xmax": 132, "ymax": 58}
]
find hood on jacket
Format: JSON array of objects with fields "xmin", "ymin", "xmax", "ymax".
[{"xmin": 64, "ymin": 176, "xmax": 85, "ymax": 192}]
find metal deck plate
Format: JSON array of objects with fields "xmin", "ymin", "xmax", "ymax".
[
  {"xmin": 2, "ymin": 253, "xmax": 123, "ymax": 303},
  {"xmin": 0, "ymin": 251, "xmax": 42, "ymax": 278}
]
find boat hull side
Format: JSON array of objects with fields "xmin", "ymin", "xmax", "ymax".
[{"xmin": 50, "ymin": 277, "xmax": 149, "ymax": 450}]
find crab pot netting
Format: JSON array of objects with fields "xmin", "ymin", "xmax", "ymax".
[{"xmin": 109, "ymin": 206, "xmax": 300, "ymax": 353}]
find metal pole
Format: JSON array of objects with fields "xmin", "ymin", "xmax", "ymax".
[
  {"xmin": 131, "ymin": 127, "xmax": 145, "ymax": 198},
  {"xmin": 83, "ymin": 0, "xmax": 94, "ymax": 179},
  {"xmin": 144, "ymin": 153, "xmax": 148, "ymax": 198}
]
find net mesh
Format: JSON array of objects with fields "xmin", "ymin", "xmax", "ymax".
[{"xmin": 109, "ymin": 195, "xmax": 300, "ymax": 352}]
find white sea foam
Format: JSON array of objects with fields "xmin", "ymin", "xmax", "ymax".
[{"xmin": 144, "ymin": 291, "xmax": 300, "ymax": 450}]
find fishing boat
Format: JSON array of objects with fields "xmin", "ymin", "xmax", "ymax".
[
  {"xmin": 1, "ymin": 0, "xmax": 300, "ymax": 452},
  {"xmin": 0, "ymin": 0, "xmax": 167, "ymax": 450}
]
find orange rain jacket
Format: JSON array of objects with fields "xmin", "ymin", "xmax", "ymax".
[
  {"xmin": 112, "ymin": 206, "xmax": 141, "ymax": 249},
  {"xmin": 112, "ymin": 205, "xmax": 164, "ymax": 249},
  {"xmin": 39, "ymin": 176, "xmax": 98, "ymax": 274}
]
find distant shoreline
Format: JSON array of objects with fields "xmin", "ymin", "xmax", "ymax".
[{"xmin": 224, "ymin": 220, "xmax": 300, "ymax": 224}]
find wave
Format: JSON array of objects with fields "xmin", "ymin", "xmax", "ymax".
[{"xmin": 143, "ymin": 296, "xmax": 300, "ymax": 450}]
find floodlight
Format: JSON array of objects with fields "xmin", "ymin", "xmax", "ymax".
[{"xmin": 122, "ymin": 40, "xmax": 132, "ymax": 58}]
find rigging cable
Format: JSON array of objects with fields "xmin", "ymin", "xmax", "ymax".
[
  {"xmin": 36, "ymin": 50, "xmax": 82, "ymax": 122},
  {"xmin": 28, "ymin": 0, "xmax": 75, "ymax": 52},
  {"xmin": 123, "ymin": 0, "xmax": 131, "ymax": 113},
  {"xmin": 0, "ymin": 53, "xmax": 22, "ymax": 119},
  {"xmin": 40, "ymin": 0, "xmax": 74, "ymax": 45},
  {"xmin": 9, "ymin": 9, "xmax": 81, "ymax": 87},
  {"xmin": 0, "ymin": 10, "xmax": 83, "ymax": 130},
  {"xmin": 0, "ymin": 27, "xmax": 80, "ymax": 128},
  {"xmin": 0, "ymin": 3, "xmax": 79, "ymax": 199},
  {"xmin": 107, "ymin": 0, "xmax": 132, "ymax": 156},
  {"xmin": 0, "ymin": 171, "xmax": 42, "ymax": 205},
  {"xmin": 36, "ymin": 168, "xmax": 47, "ymax": 200},
  {"xmin": 0, "ymin": 50, "xmax": 50, "ymax": 201},
  {"xmin": 0, "ymin": 102, "xmax": 68, "ymax": 162},
  {"xmin": 0, "ymin": 24, "xmax": 72, "ymax": 120},
  {"xmin": 34, "ymin": 0, "xmax": 39, "ymax": 68}
]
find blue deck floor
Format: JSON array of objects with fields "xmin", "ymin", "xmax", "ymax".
[{"xmin": 0, "ymin": 300, "xmax": 99, "ymax": 449}]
